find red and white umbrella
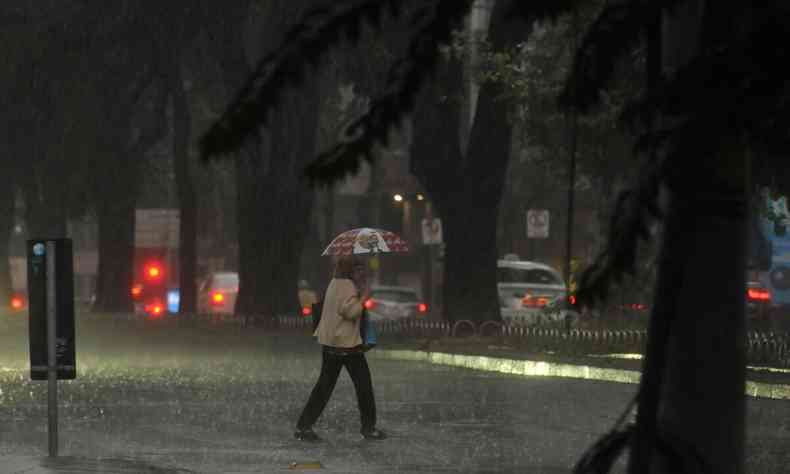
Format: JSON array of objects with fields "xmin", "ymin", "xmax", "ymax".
[{"xmin": 322, "ymin": 228, "xmax": 409, "ymax": 256}]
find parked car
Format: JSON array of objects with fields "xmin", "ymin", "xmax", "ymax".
[
  {"xmin": 497, "ymin": 259, "xmax": 569, "ymax": 323},
  {"xmin": 197, "ymin": 272, "xmax": 239, "ymax": 316},
  {"xmin": 746, "ymin": 280, "xmax": 771, "ymax": 320},
  {"xmin": 364, "ymin": 286, "xmax": 428, "ymax": 321}
]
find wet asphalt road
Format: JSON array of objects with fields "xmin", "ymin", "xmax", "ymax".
[{"xmin": 1, "ymin": 313, "xmax": 789, "ymax": 473}]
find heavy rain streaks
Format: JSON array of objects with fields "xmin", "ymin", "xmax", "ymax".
[
  {"xmin": 0, "ymin": 314, "xmax": 623, "ymax": 472},
  {"xmin": 2, "ymin": 1, "xmax": 790, "ymax": 473},
  {"xmin": 0, "ymin": 315, "xmax": 788, "ymax": 473}
]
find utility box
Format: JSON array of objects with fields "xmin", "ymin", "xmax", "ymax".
[{"xmin": 28, "ymin": 239, "xmax": 76, "ymax": 380}]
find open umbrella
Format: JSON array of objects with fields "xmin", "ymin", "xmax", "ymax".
[{"xmin": 321, "ymin": 227, "xmax": 409, "ymax": 256}]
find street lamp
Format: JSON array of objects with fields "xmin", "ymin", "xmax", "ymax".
[{"xmin": 393, "ymin": 194, "xmax": 404, "ymax": 203}]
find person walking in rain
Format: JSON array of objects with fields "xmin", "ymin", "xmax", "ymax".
[{"xmin": 294, "ymin": 255, "xmax": 386, "ymax": 441}]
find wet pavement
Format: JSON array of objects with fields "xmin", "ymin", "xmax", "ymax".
[{"xmin": 1, "ymin": 314, "xmax": 789, "ymax": 473}]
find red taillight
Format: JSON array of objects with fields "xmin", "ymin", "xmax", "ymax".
[
  {"xmin": 144, "ymin": 301, "xmax": 164, "ymax": 317},
  {"xmin": 748, "ymin": 288, "xmax": 771, "ymax": 301},
  {"xmin": 522, "ymin": 294, "xmax": 548, "ymax": 308},
  {"xmin": 144, "ymin": 262, "xmax": 164, "ymax": 282},
  {"xmin": 569, "ymin": 295, "xmax": 577, "ymax": 306},
  {"xmin": 131, "ymin": 284, "xmax": 143, "ymax": 298},
  {"xmin": 302, "ymin": 306, "xmax": 312, "ymax": 316},
  {"xmin": 10, "ymin": 297, "xmax": 23, "ymax": 309},
  {"xmin": 211, "ymin": 292, "xmax": 225, "ymax": 304},
  {"xmin": 364, "ymin": 299, "xmax": 375, "ymax": 310},
  {"xmin": 418, "ymin": 303, "xmax": 428, "ymax": 313}
]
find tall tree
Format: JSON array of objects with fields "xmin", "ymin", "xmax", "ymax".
[
  {"xmin": 627, "ymin": 4, "xmax": 746, "ymax": 472},
  {"xmin": 204, "ymin": 0, "xmax": 323, "ymax": 319},
  {"xmin": 197, "ymin": 2, "xmax": 790, "ymax": 471},
  {"xmin": 0, "ymin": 2, "xmax": 168, "ymax": 312},
  {"xmin": 200, "ymin": 0, "xmax": 533, "ymax": 323},
  {"xmin": 409, "ymin": 0, "xmax": 531, "ymax": 322},
  {"xmin": 169, "ymin": 54, "xmax": 198, "ymax": 315},
  {"xmin": 87, "ymin": 4, "xmax": 169, "ymax": 312},
  {"xmin": 564, "ymin": 1, "xmax": 790, "ymax": 472},
  {"xmin": 150, "ymin": 1, "xmax": 211, "ymax": 315}
]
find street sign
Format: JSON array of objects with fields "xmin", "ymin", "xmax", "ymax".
[
  {"xmin": 28, "ymin": 239, "xmax": 76, "ymax": 380},
  {"xmin": 527, "ymin": 209, "xmax": 549, "ymax": 239},
  {"xmin": 421, "ymin": 217, "xmax": 443, "ymax": 245}
]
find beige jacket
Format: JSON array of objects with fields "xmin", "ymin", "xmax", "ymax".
[{"xmin": 313, "ymin": 278, "xmax": 363, "ymax": 348}]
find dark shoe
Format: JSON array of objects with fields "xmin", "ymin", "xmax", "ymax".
[
  {"xmin": 294, "ymin": 428, "xmax": 321, "ymax": 442},
  {"xmin": 361, "ymin": 428, "xmax": 387, "ymax": 440}
]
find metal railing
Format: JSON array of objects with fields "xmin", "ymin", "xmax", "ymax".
[
  {"xmin": 263, "ymin": 315, "xmax": 790, "ymax": 369},
  {"xmin": 88, "ymin": 312, "xmax": 790, "ymax": 369}
]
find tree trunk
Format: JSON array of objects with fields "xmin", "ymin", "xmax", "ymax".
[
  {"xmin": 170, "ymin": 59, "xmax": 198, "ymax": 315},
  {"xmin": 94, "ymin": 198, "xmax": 135, "ymax": 313},
  {"xmin": 234, "ymin": 86, "xmax": 320, "ymax": 320},
  {"xmin": 234, "ymin": 164, "xmax": 315, "ymax": 318},
  {"xmin": 436, "ymin": 199, "xmax": 502, "ymax": 322},
  {"xmin": 0, "ymin": 178, "xmax": 15, "ymax": 303},
  {"xmin": 629, "ymin": 2, "xmax": 746, "ymax": 472},
  {"xmin": 659, "ymin": 161, "xmax": 747, "ymax": 473},
  {"xmin": 411, "ymin": 0, "xmax": 529, "ymax": 323},
  {"xmin": 212, "ymin": 0, "xmax": 319, "ymax": 321},
  {"xmin": 630, "ymin": 142, "xmax": 747, "ymax": 474}
]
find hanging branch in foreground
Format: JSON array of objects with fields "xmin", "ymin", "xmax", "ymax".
[
  {"xmin": 301, "ymin": 0, "xmax": 476, "ymax": 185},
  {"xmin": 199, "ymin": 0, "xmax": 404, "ymax": 160},
  {"xmin": 568, "ymin": 3, "xmax": 790, "ymax": 473},
  {"xmin": 555, "ymin": 0, "xmax": 667, "ymax": 308},
  {"xmin": 199, "ymin": 0, "xmax": 595, "ymax": 186},
  {"xmin": 561, "ymin": 0, "xmax": 790, "ymax": 307},
  {"xmin": 574, "ymin": 153, "xmax": 664, "ymax": 308}
]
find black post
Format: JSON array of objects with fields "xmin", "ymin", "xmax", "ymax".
[{"xmin": 27, "ymin": 239, "xmax": 75, "ymax": 458}]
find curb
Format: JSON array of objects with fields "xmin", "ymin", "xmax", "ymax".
[{"xmin": 371, "ymin": 349, "xmax": 790, "ymax": 401}]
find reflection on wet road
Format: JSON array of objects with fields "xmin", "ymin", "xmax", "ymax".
[{"xmin": 1, "ymin": 315, "xmax": 788, "ymax": 473}]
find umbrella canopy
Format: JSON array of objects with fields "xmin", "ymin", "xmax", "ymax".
[{"xmin": 322, "ymin": 228, "xmax": 409, "ymax": 256}]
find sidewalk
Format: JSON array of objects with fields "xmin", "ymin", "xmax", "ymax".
[{"xmin": 374, "ymin": 336, "xmax": 790, "ymax": 400}]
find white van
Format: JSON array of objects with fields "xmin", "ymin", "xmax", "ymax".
[{"xmin": 497, "ymin": 259, "xmax": 568, "ymax": 323}]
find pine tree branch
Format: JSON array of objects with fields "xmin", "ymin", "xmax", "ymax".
[
  {"xmin": 559, "ymin": 0, "xmax": 685, "ymax": 113},
  {"xmin": 199, "ymin": 0, "xmax": 405, "ymax": 160},
  {"xmin": 199, "ymin": 0, "xmax": 590, "ymax": 185},
  {"xmin": 302, "ymin": 0, "xmax": 476, "ymax": 185}
]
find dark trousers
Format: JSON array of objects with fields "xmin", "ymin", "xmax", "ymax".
[{"xmin": 297, "ymin": 347, "xmax": 377, "ymax": 432}]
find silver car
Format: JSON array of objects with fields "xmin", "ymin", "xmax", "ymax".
[
  {"xmin": 197, "ymin": 272, "xmax": 239, "ymax": 316},
  {"xmin": 498, "ymin": 260, "xmax": 568, "ymax": 323},
  {"xmin": 365, "ymin": 286, "xmax": 428, "ymax": 321}
]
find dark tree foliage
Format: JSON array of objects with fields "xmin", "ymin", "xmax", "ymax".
[
  {"xmin": 197, "ymin": 0, "xmax": 588, "ymax": 322},
  {"xmin": 201, "ymin": 0, "xmax": 474, "ymax": 181},
  {"xmin": 567, "ymin": 2, "xmax": 790, "ymax": 308},
  {"xmin": 563, "ymin": 3, "xmax": 789, "ymax": 473},
  {"xmin": 196, "ymin": 1, "xmax": 785, "ymax": 470}
]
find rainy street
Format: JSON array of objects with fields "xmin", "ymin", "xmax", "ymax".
[{"xmin": 0, "ymin": 315, "xmax": 788, "ymax": 474}]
